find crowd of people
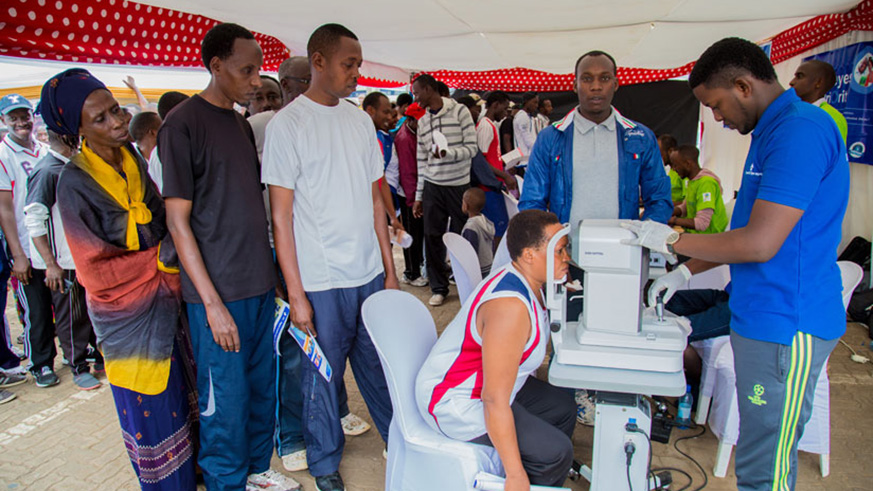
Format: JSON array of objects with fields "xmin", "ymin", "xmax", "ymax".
[{"xmin": 0, "ymin": 17, "xmax": 851, "ymax": 491}]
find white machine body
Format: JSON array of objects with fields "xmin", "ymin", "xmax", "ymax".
[{"xmin": 547, "ymin": 219, "xmax": 690, "ymax": 394}]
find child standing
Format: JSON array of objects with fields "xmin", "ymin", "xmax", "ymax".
[{"xmin": 461, "ymin": 188, "xmax": 495, "ymax": 277}]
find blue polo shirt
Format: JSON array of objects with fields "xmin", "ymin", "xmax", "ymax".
[{"xmin": 729, "ymin": 88, "xmax": 849, "ymax": 345}]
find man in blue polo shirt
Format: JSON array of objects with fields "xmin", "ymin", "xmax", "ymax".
[{"xmin": 628, "ymin": 38, "xmax": 848, "ymax": 491}]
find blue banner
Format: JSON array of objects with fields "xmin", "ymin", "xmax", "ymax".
[{"xmin": 805, "ymin": 42, "xmax": 873, "ymax": 165}]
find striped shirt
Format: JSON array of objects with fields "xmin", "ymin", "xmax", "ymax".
[{"xmin": 415, "ymin": 97, "xmax": 478, "ymax": 200}]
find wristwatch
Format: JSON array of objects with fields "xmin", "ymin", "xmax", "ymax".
[{"xmin": 666, "ymin": 233, "xmax": 681, "ymax": 255}]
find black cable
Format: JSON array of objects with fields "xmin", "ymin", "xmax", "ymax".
[
  {"xmin": 673, "ymin": 422, "xmax": 708, "ymax": 491},
  {"xmin": 625, "ymin": 440, "xmax": 636, "ymax": 491}
]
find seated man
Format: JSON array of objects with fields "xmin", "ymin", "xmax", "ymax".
[
  {"xmin": 668, "ymin": 145, "xmax": 728, "ymax": 234},
  {"xmin": 416, "ymin": 210, "xmax": 576, "ymax": 489}
]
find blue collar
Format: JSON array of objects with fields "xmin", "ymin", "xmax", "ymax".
[{"xmin": 753, "ymin": 88, "xmax": 799, "ymax": 136}]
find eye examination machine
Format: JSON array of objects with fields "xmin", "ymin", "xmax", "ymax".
[{"xmin": 546, "ymin": 219, "xmax": 691, "ymax": 491}]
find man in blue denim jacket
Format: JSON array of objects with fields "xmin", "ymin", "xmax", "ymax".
[{"xmin": 519, "ymin": 51, "xmax": 672, "ymax": 231}]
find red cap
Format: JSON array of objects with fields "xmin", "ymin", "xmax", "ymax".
[{"xmin": 405, "ymin": 102, "xmax": 426, "ymax": 120}]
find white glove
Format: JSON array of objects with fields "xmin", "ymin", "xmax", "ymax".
[
  {"xmin": 648, "ymin": 264, "xmax": 692, "ymax": 306},
  {"xmin": 621, "ymin": 220, "xmax": 680, "ymax": 263}
]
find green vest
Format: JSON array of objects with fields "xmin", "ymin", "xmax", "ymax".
[
  {"xmin": 668, "ymin": 168, "xmax": 686, "ymax": 202},
  {"xmin": 819, "ymin": 102, "xmax": 848, "ymax": 143},
  {"xmin": 683, "ymin": 174, "xmax": 728, "ymax": 234}
]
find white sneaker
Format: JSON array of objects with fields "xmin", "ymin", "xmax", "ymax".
[
  {"xmin": 281, "ymin": 449, "xmax": 308, "ymax": 472},
  {"xmin": 341, "ymin": 412, "xmax": 371, "ymax": 436},
  {"xmin": 409, "ymin": 276, "xmax": 429, "ymax": 287},
  {"xmin": 428, "ymin": 294, "xmax": 446, "ymax": 306},
  {"xmin": 246, "ymin": 469, "xmax": 301, "ymax": 491},
  {"xmin": 575, "ymin": 390, "xmax": 596, "ymax": 426}
]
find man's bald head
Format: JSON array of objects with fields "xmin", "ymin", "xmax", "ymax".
[
  {"xmin": 789, "ymin": 60, "xmax": 837, "ymax": 103},
  {"xmin": 278, "ymin": 56, "xmax": 311, "ymax": 105}
]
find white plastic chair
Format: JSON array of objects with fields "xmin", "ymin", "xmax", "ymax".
[
  {"xmin": 503, "ymin": 192, "xmax": 519, "ymax": 220},
  {"xmin": 492, "ymin": 238, "xmax": 511, "ymax": 272},
  {"xmin": 707, "ymin": 261, "xmax": 864, "ymax": 478},
  {"xmin": 681, "ymin": 264, "xmax": 732, "ymax": 424},
  {"xmin": 361, "ymin": 290, "xmax": 503, "ymax": 491},
  {"xmin": 443, "ymin": 232, "xmax": 484, "ymax": 305}
]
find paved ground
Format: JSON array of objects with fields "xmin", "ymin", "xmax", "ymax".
[{"xmin": 1, "ymin": 252, "xmax": 871, "ymax": 490}]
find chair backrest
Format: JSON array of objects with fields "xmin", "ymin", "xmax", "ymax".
[
  {"xmin": 493, "ymin": 235, "xmax": 511, "ymax": 271},
  {"xmin": 443, "ymin": 232, "xmax": 483, "ymax": 304},
  {"xmin": 362, "ymin": 290, "xmax": 438, "ymax": 441},
  {"xmin": 838, "ymin": 260, "xmax": 864, "ymax": 310},
  {"xmin": 503, "ymin": 191, "xmax": 519, "ymax": 220}
]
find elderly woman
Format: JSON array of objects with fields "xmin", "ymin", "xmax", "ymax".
[
  {"xmin": 416, "ymin": 210, "xmax": 577, "ymax": 491},
  {"xmin": 40, "ymin": 69, "xmax": 196, "ymax": 490}
]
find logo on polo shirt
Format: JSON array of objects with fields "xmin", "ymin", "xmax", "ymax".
[
  {"xmin": 702, "ymin": 192, "xmax": 712, "ymax": 202},
  {"xmin": 748, "ymin": 384, "xmax": 767, "ymax": 406},
  {"xmin": 745, "ymin": 162, "xmax": 763, "ymax": 177}
]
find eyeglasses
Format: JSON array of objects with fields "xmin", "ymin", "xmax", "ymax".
[{"xmin": 284, "ymin": 77, "xmax": 311, "ymax": 85}]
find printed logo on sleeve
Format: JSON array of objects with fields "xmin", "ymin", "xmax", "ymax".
[
  {"xmin": 745, "ymin": 162, "xmax": 763, "ymax": 177},
  {"xmin": 702, "ymin": 192, "xmax": 712, "ymax": 202}
]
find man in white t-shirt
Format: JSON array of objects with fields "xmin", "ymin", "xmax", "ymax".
[
  {"xmin": 262, "ymin": 24, "xmax": 397, "ymax": 491},
  {"xmin": 0, "ymin": 94, "xmax": 57, "ymax": 388},
  {"xmin": 513, "ymin": 91, "xmax": 539, "ymax": 164}
]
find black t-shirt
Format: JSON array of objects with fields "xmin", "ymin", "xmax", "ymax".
[
  {"xmin": 159, "ymin": 94, "xmax": 275, "ymax": 304},
  {"xmin": 499, "ymin": 116, "xmax": 515, "ymax": 155}
]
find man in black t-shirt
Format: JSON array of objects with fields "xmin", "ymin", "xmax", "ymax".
[{"xmin": 160, "ymin": 23, "xmax": 298, "ymax": 491}]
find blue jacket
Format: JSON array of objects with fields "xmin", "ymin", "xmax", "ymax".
[{"xmin": 519, "ymin": 108, "xmax": 672, "ymax": 224}]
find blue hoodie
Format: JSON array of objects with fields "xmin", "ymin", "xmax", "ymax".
[{"xmin": 519, "ymin": 107, "xmax": 672, "ymax": 224}]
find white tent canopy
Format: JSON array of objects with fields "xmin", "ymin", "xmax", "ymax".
[{"xmin": 137, "ymin": 0, "xmax": 857, "ymax": 73}]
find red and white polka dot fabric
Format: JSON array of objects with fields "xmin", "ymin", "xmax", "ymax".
[
  {"xmin": 770, "ymin": 0, "xmax": 873, "ymax": 65},
  {"xmin": 0, "ymin": 0, "xmax": 290, "ymax": 70}
]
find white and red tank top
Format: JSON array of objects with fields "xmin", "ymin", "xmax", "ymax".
[{"xmin": 415, "ymin": 264, "xmax": 548, "ymax": 441}]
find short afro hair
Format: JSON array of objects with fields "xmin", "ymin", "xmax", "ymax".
[
  {"xmin": 675, "ymin": 144, "xmax": 699, "ymax": 163},
  {"xmin": 658, "ymin": 133, "xmax": 678, "ymax": 151},
  {"xmin": 804, "ymin": 59, "xmax": 838, "ymax": 92},
  {"xmin": 157, "ymin": 91, "xmax": 189, "ymax": 119},
  {"xmin": 412, "ymin": 74, "xmax": 439, "ymax": 92},
  {"xmin": 521, "ymin": 92, "xmax": 538, "ymax": 105},
  {"xmin": 689, "ymin": 37, "xmax": 777, "ymax": 89},
  {"xmin": 260, "ymin": 74, "xmax": 281, "ymax": 90},
  {"xmin": 362, "ymin": 91, "xmax": 388, "ymax": 110},
  {"xmin": 129, "ymin": 111, "xmax": 161, "ymax": 142},
  {"xmin": 436, "ymin": 81, "xmax": 450, "ymax": 97},
  {"xmin": 307, "ymin": 23, "xmax": 359, "ymax": 61},
  {"xmin": 575, "ymin": 50, "xmax": 618, "ymax": 76},
  {"xmin": 201, "ymin": 23, "xmax": 255, "ymax": 73},
  {"xmin": 457, "ymin": 95, "xmax": 477, "ymax": 108},
  {"xmin": 486, "ymin": 90, "xmax": 510, "ymax": 107},
  {"xmin": 396, "ymin": 93, "xmax": 413, "ymax": 107},
  {"xmin": 506, "ymin": 210, "xmax": 560, "ymax": 261}
]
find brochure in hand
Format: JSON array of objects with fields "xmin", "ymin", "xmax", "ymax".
[{"xmin": 273, "ymin": 298, "xmax": 333, "ymax": 382}]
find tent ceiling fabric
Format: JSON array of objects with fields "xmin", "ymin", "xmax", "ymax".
[
  {"xmin": 138, "ymin": 0, "xmax": 857, "ymax": 72},
  {"xmin": 0, "ymin": 0, "xmax": 867, "ymax": 91}
]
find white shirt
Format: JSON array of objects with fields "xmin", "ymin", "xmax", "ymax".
[
  {"xmin": 262, "ymin": 95, "xmax": 384, "ymax": 292},
  {"xmin": 147, "ymin": 145, "xmax": 163, "ymax": 192},
  {"xmin": 23, "ymin": 150, "xmax": 74, "ymax": 270},
  {"xmin": 513, "ymin": 110, "xmax": 536, "ymax": 164},
  {"xmin": 476, "ymin": 117, "xmax": 499, "ymax": 154},
  {"xmin": 0, "ymin": 135, "xmax": 47, "ymax": 259},
  {"xmin": 248, "ymin": 110, "xmax": 276, "ymax": 162}
]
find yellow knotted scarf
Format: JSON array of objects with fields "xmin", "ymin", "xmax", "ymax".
[{"xmin": 79, "ymin": 142, "xmax": 152, "ymax": 250}]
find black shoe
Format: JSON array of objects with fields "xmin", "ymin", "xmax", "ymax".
[
  {"xmin": 315, "ymin": 472, "xmax": 345, "ymax": 491},
  {"xmin": 33, "ymin": 366, "xmax": 59, "ymax": 388}
]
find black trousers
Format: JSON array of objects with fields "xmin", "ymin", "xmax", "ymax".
[
  {"xmin": 19, "ymin": 268, "xmax": 56, "ymax": 372},
  {"xmin": 398, "ymin": 199, "xmax": 424, "ymax": 281},
  {"xmin": 422, "ymin": 181, "xmax": 468, "ymax": 295},
  {"xmin": 53, "ymin": 271, "xmax": 101, "ymax": 375},
  {"xmin": 470, "ymin": 377, "xmax": 576, "ymax": 487}
]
